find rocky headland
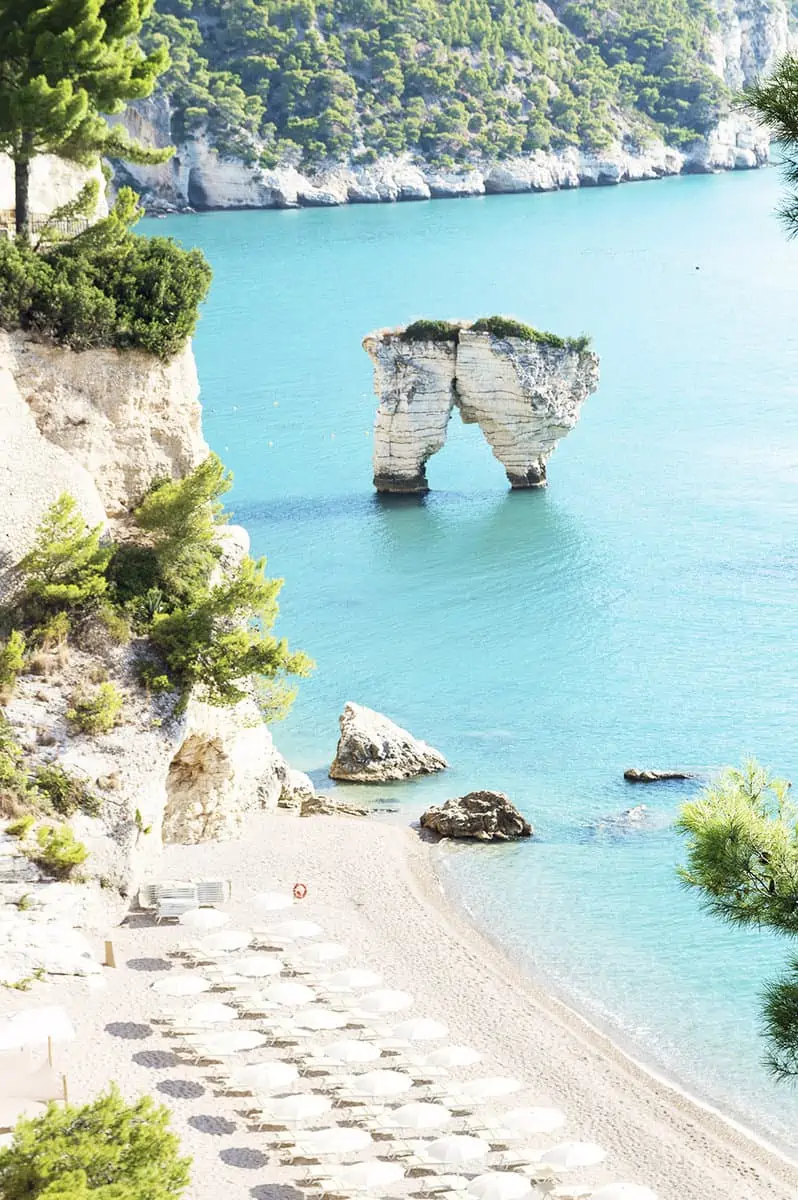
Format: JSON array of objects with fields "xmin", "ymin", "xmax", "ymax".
[{"xmin": 364, "ymin": 319, "xmax": 600, "ymax": 493}]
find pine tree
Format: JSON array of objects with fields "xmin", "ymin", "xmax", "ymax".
[
  {"xmin": 0, "ymin": 0, "xmax": 171, "ymax": 235},
  {"xmin": 18, "ymin": 493, "xmax": 111, "ymax": 615},
  {"xmin": 742, "ymin": 54, "xmax": 798, "ymax": 235},
  {"xmin": 0, "ymin": 1086, "xmax": 191, "ymax": 1200},
  {"xmin": 677, "ymin": 760, "xmax": 798, "ymax": 1079}
]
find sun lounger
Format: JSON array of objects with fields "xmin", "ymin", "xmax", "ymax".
[{"xmin": 195, "ymin": 879, "xmax": 229, "ymax": 904}]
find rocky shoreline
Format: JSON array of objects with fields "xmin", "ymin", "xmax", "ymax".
[{"xmin": 114, "ymin": 100, "xmax": 771, "ymax": 215}]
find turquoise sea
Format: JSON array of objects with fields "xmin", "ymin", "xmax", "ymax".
[{"xmin": 144, "ymin": 167, "xmax": 798, "ymax": 1150}]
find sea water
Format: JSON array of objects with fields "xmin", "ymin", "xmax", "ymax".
[{"xmin": 144, "ymin": 167, "xmax": 798, "ymax": 1148}]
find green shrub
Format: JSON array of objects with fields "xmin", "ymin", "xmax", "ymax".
[
  {"xmin": 107, "ymin": 544, "xmax": 162, "ymax": 605},
  {"xmin": 0, "ymin": 722, "xmax": 33, "ymax": 818},
  {"xmin": 33, "ymin": 765, "xmax": 101, "ymax": 818},
  {"xmin": 0, "ymin": 1086, "xmax": 190, "ymax": 1200},
  {"xmin": 6, "ymin": 815, "xmax": 34, "ymax": 839},
  {"xmin": 28, "ymin": 823, "xmax": 88, "ymax": 877},
  {"xmin": 470, "ymin": 316, "xmax": 567, "ymax": 347},
  {"xmin": 66, "ymin": 682, "xmax": 124, "ymax": 735},
  {"xmin": 400, "ymin": 320, "xmax": 461, "ymax": 343},
  {"xmin": 0, "ymin": 190, "xmax": 211, "ymax": 360},
  {"xmin": 18, "ymin": 495, "xmax": 110, "ymax": 620},
  {"xmin": 32, "ymin": 611, "xmax": 70, "ymax": 650},
  {"xmin": 0, "ymin": 631, "xmax": 26, "ymax": 698}
]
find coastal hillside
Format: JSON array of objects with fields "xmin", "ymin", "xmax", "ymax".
[{"xmin": 113, "ymin": 0, "xmax": 790, "ymax": 209}]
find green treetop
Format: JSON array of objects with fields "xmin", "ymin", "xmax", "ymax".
[
  {"xmin": 0, "ymin": 0, "xmax": 171, "ymax": 235},
  {"xmin": 17, "ymin": 493, "xmax": 111, "ymax": 618},
  {"xmin": 677, "ymin": 760, "xmax": 798, "ymax": 1079},
  {"xmin": 742, "ymin": 53, "xmax": 798, "ymax": 237}
]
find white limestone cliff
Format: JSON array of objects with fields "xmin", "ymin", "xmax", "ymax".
[
  {"xmin": 0, "ymin": 156, "xmax": 108, "ymax": 222},
  {"xmin": 363, "ymin": 325, "xmax": 600, "ymax": 492},
  {"xmin": 0, "ymin": 330, "xmax": 207, "ymax": 515},
  {"xmin": 709, "ymin": 0, "xmax": 790, "ymax": 89}
]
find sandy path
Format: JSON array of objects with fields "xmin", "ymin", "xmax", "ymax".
[{"xmin": 5, "ymin": 810, "xmax": 798, "ymax": 1200}]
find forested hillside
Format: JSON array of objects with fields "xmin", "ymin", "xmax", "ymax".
[{"xmin": 142, "ymin": 0, "xmax": 728, "ymax": 168}]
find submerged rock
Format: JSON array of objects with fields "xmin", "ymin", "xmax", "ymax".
[
  {"xmin": 583, "ymin": 804, "xmax": 654, "ymax": 841},
  {"xmin": 624, "ymin": 768, "xmax": 694, "ymax": 783},
  {"xmin": 329, "ymin": 702, "xmax": 447, "ymax": 782},
  {"xmin": 300, "ymin": 794, "xmax": 369, "ymax": 817},
  {"xmin": 363, "ymin": 323, "xmax": 599, "ymax": 493},
  {"xmin": 420, "ymin": 790, "xmax": 532, "ymax": 842}
]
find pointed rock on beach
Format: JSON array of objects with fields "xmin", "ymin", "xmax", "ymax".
[
  {"xmin": 329, "ymin": 702, "xmax": 447, "ymax": 782},
  {"xmin": 420, "ymin": 790, "xmax": 532, "ymax": 842}
]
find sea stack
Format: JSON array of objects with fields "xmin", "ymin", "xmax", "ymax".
[{"xmin": 363, "ymin": 318, "xmax": 599, "ymax": 493}]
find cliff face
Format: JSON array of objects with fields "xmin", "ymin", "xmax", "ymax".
[
  {"xmin": 364, "ymin": 327, "xmax": 600, "ymax": 493},
  {"xmin": 0, "ymin": 331, "xmax": 207, "ymax": 516},
  {"xmin": 0, "ymin": 157, "xmax": 108, "ymax": 222},
  {"xmin": 112, "ymin": 0, "xmax": 788, "ymax": 213},
  {"xmin": 0, "ymin": 337, "xmax": 296, "ymax": 914}
]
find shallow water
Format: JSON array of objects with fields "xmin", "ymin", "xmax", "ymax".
[{"xmin": 144, "ymin": 167, "xmax": 798, "ymax": 1147}]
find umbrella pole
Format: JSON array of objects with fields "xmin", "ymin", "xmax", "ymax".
[
  {"xmin": 62, "ymin": 1074, "xmax": 68, "ymax": 1104},
  {"xmin": 47, "ymin": 1036, "xmax": 53, "ymax": 1068}
]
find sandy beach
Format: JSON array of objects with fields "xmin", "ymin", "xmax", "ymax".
[{"xmin": 6, "ymin": 809, "xmax": 798, "ymax": 1200}]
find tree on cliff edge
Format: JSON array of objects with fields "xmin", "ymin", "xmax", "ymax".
[
  {"xmin": 677, "ymin": 760, "xmax": 798, "ymax": 1080},
  {"xmin": 0, "ymin": 0, "xmax": 171, "ymax": 236}
]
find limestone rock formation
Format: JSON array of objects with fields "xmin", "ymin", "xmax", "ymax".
[
  {"xmin": 0, "ymin": 368, "xmax": 107, "ymax": 602},
  {"xmin": 364, "ymin": 324, "xmax": 599, "ymax": 492},
  {"xmin": 329, "ymin": 702, "xmax": 447, "ymax": 782},
  {"xmin": 420, "ymin": 790, "xmax": 532, "ymax": 842},
  {"xmin": 0, "ymin": 330, "xmax": 208, "ymax": 515},
  {"xmin": 0, "ymin": 155, "xmax": 107, "ymax": 223},
  {"xmin": 624, "ymin": 768, "xmax": 694, "ymax": 783}
]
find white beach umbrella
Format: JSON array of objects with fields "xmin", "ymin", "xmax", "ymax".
[
  {"xmin": 359, "ymin": 989, "xmax": 414, "ymax": 1015},
  {"xmin": 253, "ymin": 891, "xmax": 294, "ymax": 913},
  {"xmin": 383, "ymin": 1102, "xmax": 452, "ymax": 1131},
  {"xmin": 467, "ymin": 1173, "xmax": 532, "ymax": 1200},
  {"xmin": 424, "ymin": 1135, "xmax": 490, "ymax": 1167},
  {"xmin": 331, "ymin": 1160, "xmax": 405, "ymax": 1191},
  {"xmin": 179, "ymin": 908, "xmax": 230, "ymax": 931},
  {"xmin": 344, "ymin": 1069, "xmax": 413, "ymax": 1099},
  {"xmin": 322, "ymin": 1039, "xmax": 381, "ymax": 1064},
  {"xmin": 271, "ymin": 920, "xmax": 323, "ymax": 940},
  {"xmin": 538, "ymin": 1143, "xmax": 606, "ymax": 1173},
  {"xmin": 231, "ymin": 1062, "xmax": 298, "ymax": 1092},
  {"xmin": 199, "ymin": 931, "xmax": 251, "ymax": 953},
  {"xmin": 183, "ymin": 1002, "xmax": 238, "ymax": 1026},
  {"xmin": 292, "ymin": 1006, "xmax": 347, "ymax": 1030},
  {"xmin": 0, "ymin": 1007, "xmax": 75, "ymax": 1053},
  {"xmin": 301, "ymin": 1127, "xmax": 374, "ymax": 1155},
  {"xmin": 500, "ymin": 1108, "xmax": 567, "ymax": 1137},
  {"xmin": 231, "ymin": 955, "xmax": 283, "ymax": 978},
  {"xmin": 0, "ymin": 1098, "xmax": 46, "ymax": 1129},
  {"xmin": 590, "ymin": 1187, "xmax": 658, "ymax": 1200},
  {"xmin": 152, "ymin": 974, "xmax": 212, "ymax": 997},
  {"xmin": 299, "ymin": 941, "xmax": 348, "ymax": 964},
  {"xmin": 393, "ymin": 1018, "xmax": 448, "ymax": 1041},
  {"xmin": 425, "ymin": 1046, "xmax": 481, "ymax": 1069},
  {"xmin": 265, "ymin": 982, "xmax": 316, "ymax": 1007},
  {"xmin": 197, "ymin": 1030, "xmax": 267, "ymax": 1054},
  {"xmin": 461, "ymin": 1076, "xmax": 523, "ymax": 1101},
  {"xmin": 268, "ymin": 1093, "xmax": 332, "ymax": 1123},
  {"xmin": 325, "ymin": 969, "xmax": 383, "ymax": 993}
]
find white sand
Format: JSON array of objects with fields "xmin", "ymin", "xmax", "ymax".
[{"xmin": 5, "ymin": 810, "xmax": 798, "ymax": 1200}]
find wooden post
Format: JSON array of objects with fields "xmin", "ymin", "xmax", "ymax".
[
  {"xmin": 47, "ymin": 1036, "xmax": 53, "ymax": 1067},
  {"xmin": 62, "ymin": 1074, "xmax": 68, "ymax": 1104},
  {"xmin": 104, "ymin": 940, "xmax": 116, "ymax": 968}
]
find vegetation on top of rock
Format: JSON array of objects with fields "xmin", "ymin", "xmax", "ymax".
[
  {"xmin": 0, "ymin": 1085, "xmax": 191, "ymax": 1199},
  {"xmin": 32, "ymin": 764, "xmax": 102, "ymax": 818},
  {"xmin": 0, "ymin": 188, "xmax": 211, "ymax": 358},
  {"xmin": 140, "ymin": 0, "xmax": 727, "ymax": 171},
  {"xmin": 0, "ymin": 0, "xmax": 171, "ymax": 235},
  {"xmin": 398, "ymin": 317, "xmax": 592, "ymax": 352},
  {"xmin": 400, "ymin": 321, "xmax": 461, "ymax": 343}
]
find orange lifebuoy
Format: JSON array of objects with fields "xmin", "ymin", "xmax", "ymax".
[{"xmin": 293, "ymin": 882, "xmax": 308, "ymax": 900}]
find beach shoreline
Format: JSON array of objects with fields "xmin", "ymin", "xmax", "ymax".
[{"xmin": 6, "ymin": 809, "xmax": 798, "ymax": 1200}]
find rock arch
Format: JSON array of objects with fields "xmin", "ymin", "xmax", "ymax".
[{"xmin": 363, "ymin": 325, "xmax": 599, "ymax": 493}]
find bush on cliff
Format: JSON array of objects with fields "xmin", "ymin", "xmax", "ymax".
[
  {"xmin": 66, "ymin": 682, "xmax": 125, "ymax": 735},
  {"xmin": 0, "ymin": 189, "xmax": 211, "ymax": 359},
  {"xmin": 17, "ymin": 495, "xmax": 110, "ymax": 622},
  {"xmin": 0, "ymin": 1086, "xmax": 191, "ymax": 1200}
]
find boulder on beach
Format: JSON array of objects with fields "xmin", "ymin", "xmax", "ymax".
[
  {"xmin": 420, "ymin": 790, "xmax": 532, "ymax": 842},
  {"xmin": 624, "ymin": 768, "xmax": 694, "ymax": 783},
  {"xmin": 329, "ymin": 702, "xmax": 448, "ymax": 783}
]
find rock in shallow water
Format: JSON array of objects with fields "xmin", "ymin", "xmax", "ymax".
[
  {"xmin": 329, "ymin": 702, "xmax": 447, "ymax": 782},
  {"xmin": 420, "ymin": 790, "xmax": 532, "ymax": 842},
  {"xmin": 623, "ymin": 768, "xmax": 694, "ymax": 783}
]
